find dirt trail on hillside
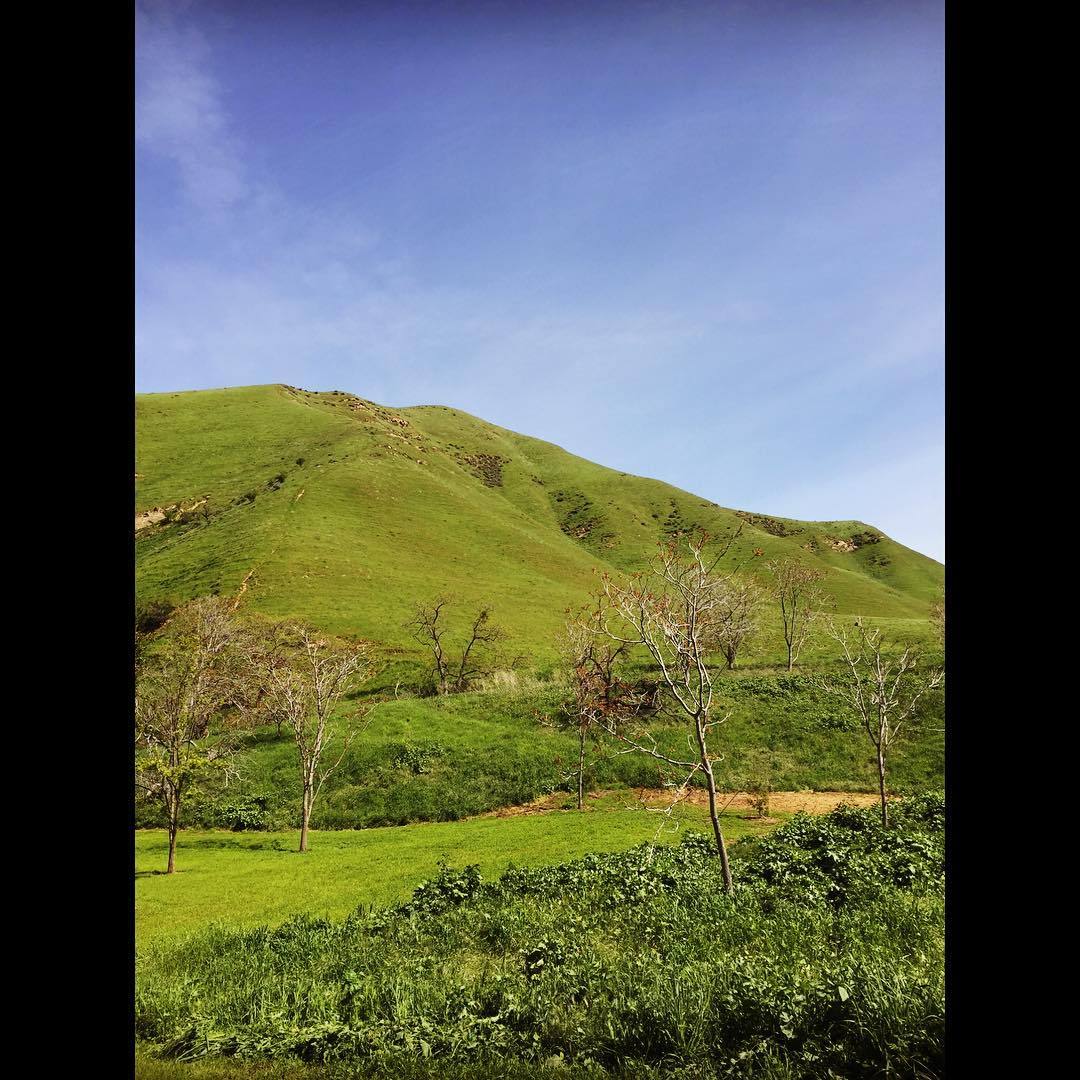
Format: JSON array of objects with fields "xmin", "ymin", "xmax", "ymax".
[{"xmin": 476, "ymin": 789, "xmax": 882, "ymax": 820}]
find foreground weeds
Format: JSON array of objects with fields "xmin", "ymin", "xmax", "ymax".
[{"xmin": 137, "ymin": 796, "xmax": 944, "ymax": 1079}]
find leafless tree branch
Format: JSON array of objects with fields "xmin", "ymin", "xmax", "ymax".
[
  {"xmin": 134, "ymin": 597, "xmax": 259, "ymax": 873},
  {"xmin": 818, "ymin": 618, "xmax": 944, "ymax": 826},
  {"xmin": 258, "ymin": 624, "xmax": 374, "ymax": 851},
  {"xmin": 586, "ymin": 529, "xmax": 749, "ymax": 893},
  {"xmin": 765, "ymin": 558, "xmax": 831, "ymax": 671}
]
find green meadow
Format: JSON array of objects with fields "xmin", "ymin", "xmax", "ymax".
[{"xmin": 136, "ymin": 799, "xmax": 785, "ymax": 949}]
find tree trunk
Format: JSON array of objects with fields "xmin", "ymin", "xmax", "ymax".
[
  {"xmin": 166, "ymin": 756, "xmax": 181, "ymax": 874},
  {"xmin": 299, "ymin": 787, "xmax": 312, "ymax": 852},
  {"xmin": 703, "ymin": 764, "xmax": 734, "ymax": 893},
  {"xmin": 877, "ymin": 749, "xmax": 889, "ymax": 828},
  {"xmin": 166, "ymin": 786, "xmax": 180, "ymax": 873},
  {"xmin": 695, "ymin": 719, "xmax": 733, "ymax": 893},
  {"xmin": 577, "ymin": 729, "xmax": 586, "ymax": 810},
  {"xmin": 786, "ymin": 640, "xmax": 794, "ymax": 672}
]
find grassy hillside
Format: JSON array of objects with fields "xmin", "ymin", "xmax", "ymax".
[{"xmin": 136, "ymin": 385, "xmax": 943, "ymax": 661}]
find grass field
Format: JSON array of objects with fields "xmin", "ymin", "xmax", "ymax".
[
  {"xmin": 136, "ymin": 797, "xmax": 786, "ymax": 948},
  {"xmin": 134, "ymin": 1053, "xmax": 584, "ymax": 1080}
]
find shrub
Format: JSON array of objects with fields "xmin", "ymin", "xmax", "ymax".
[
  {"xmin": 746, "ymin": 779, "xmax": 770, "ymax": 819},
  {"xmin": 404, "ymin": 862, "xmax": 484, "ymax": 917},
  {"xmin": 734, "ymin": 748, "xmax": 776, "ymax": 819},
  {"xmin": 216, "ymin": 794, "xmax": 272, "ymax": 831},
  {"xmin": 737, "ymin": 793, "xmax": 945, "ymax": 905},
  {"xmin": 391, "ymin": 742, "xmax": 445, "ymax": 775}
]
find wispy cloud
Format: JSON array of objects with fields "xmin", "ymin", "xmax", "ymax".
[
  {"xmin": 135, "ymin": 1, "xmax": 247, "ymax": 211},
  {"xmin": 135, "ymin": 237, "xmax": 708, "ymax": 404}
]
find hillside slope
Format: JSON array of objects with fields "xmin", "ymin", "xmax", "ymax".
[{"xmin": 135, "ymin": 384, "xmax": 943, "ymax": 655}]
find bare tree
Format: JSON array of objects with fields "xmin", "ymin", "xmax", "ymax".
[
  {"xmin": 455, "ymin": 606, "xmax": 505, "ymax": 690},
  {"xmin": 135, "ymin": 597, "xmax": 257, "ymax": 873},
  {"xmin": 592, "ymin": 531, "xmax": 743, "ymax": 893},
  {"xmin": 407, "ymin": 598, "xmax": 505, "ymax": 694},
  {"xmin": 820, "ymin": 619, "xmax": 944, "ymax": 827},
  {"xmin": 261, "ymin": 625, "xmax": 373, "ymax": 852},
  {"xmin": 715, "ymin": 575, "xmax": 766, "ymax": 670},
  {"xmin": 766, "ymin": 559, "xmax": 829, "ymax": 671},
  {"xmin": 408, "ymin": 597, "xmax": 451, "ymax": 693},
  {"xmin": 557, "ymin": 599, "xmax": 637, "ymax": 809}
]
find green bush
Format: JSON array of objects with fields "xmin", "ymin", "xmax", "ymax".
[
  {"xmin": 391, "ymin": 742, "xmax": 445, "ymax": 775},
  {"xmin": 215, "ymin": 794, "xmax": 273, "ymax": 831},
  {"xmin": 737, "ymin": 793, "xmax": 945, "ymax": 905}
]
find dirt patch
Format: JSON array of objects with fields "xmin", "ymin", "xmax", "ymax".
[
  {"xmin": 135, "ymin": 507, "xmax": 168, "ymax": 531},
  {"xmin": 135, "ymin": 496, "xmax": 208, "ymax": 533},
  {"xmin": 458, "ymin": 452, "xmax": 508, "ymax": 487},
  {"xmin": 478, "ymin": 793, "xmax": 574, "ymax": 819},
  {"xmin": 474, "ymin": 789, "xmax": 882, "ymax": 820},
  {"xmin": 808, "ymin": 530, "xmax": 884, "ymax": 554},
  {"xmin": 551, "ymin": 488, "xmax": 615, "ymax": 545},
  {"xmin": 347, "ymin": 397, "xmax": 411, "ymax": 429},
  {"xmin": 232, "ymin": 566, "xmax": 257, "ymax": 611}
]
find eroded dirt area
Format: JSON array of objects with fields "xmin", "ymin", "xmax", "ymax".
[{"xmin": 477, "ymin": 788, "xmax": 882, "ymax": 820}]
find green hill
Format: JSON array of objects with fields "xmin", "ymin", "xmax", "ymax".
[
  {"xmin": 136, "ymin": 384, "xmax": 944, "ymax": 831},
  {"xmin": 136, "ymin": 383, "xmax": 942, "ymax": 658}
]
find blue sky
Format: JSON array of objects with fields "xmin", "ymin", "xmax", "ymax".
[{"xmin": 136, "ymin": 0, "xmax": 944, "ymax": 563}]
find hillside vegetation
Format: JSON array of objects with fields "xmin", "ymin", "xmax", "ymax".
[
  {"xmin": 134, "ymin": 672, "xmax": 943, "ymax": 833},
  {"xmin": 136, "ymin": 385, "xmax": 943, "ymax": 662}
]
